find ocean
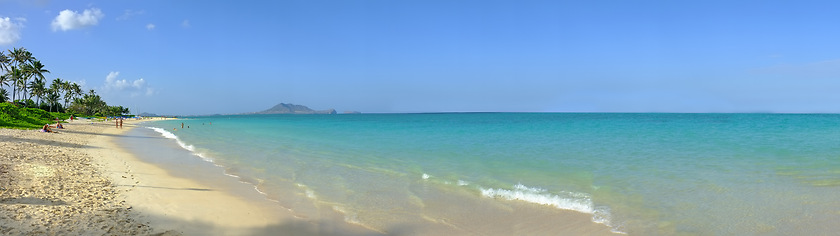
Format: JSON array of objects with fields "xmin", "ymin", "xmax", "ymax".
[{"xmin": 120, "ymin": 113, "xmax": 840, "ymax": 235}]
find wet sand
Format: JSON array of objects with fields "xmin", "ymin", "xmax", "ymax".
[
  {"xmin": 1, "ymin": 118, "xmax": 622, "ymax": 235},
  {"xmin": 0, "ymin": 119, "xmax": 378, "ymax": 235}
]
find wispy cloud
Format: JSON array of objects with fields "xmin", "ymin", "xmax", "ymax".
[
  {"xmin": 146, "ymin": 23, "xmax": 155, "ymax": 30},
  {"xmin": 116, "ymin": 9, "xmax": 144, "ymax": 21},
  {"xmin": 181, "ymin": 19, "xmax": 190, "ymax": 28},
  {"xmin": 0, "ymin": 17, "xmax": 25, "ymax": 45},
  {"xmin": 51, "ymin": 8, "xmax": 104, "ymax": 32},
  {"xmin": 103, "ymin": 71, "xmax": 155, "ymax": 97}
]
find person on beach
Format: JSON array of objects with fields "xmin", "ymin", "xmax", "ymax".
[
  {"xmin": 116, "ymin": 119, "xmax": 119, "ymax": 128},
  {"xmin": 119, "ymin": 118, "xmax": 123, "ymax": 128},
  {"xmin": 55, "ymin": 122, "xmax": 64, "ymax": 129},
  {"xmin": 41, "ymin": 124, "xmax": 55, "ymax": 133},
  {"xmin": 181, "ymin": 123, "xmax": 184, "ymax": 129}
]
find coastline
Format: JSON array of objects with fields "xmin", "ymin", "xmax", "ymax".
[
  {"xmin": 0, "ymin": 119, "xmax": 379, "ymax": 235},
  {"xmin": 89, "ymin": 119, "xmax": 381, "ymax": 235},
  {"xmin": 2, "ymin": 117, "xmax": 621, "ymax": 235},
  {"xmin": 140, "ymin": 117, "xmax": 623, "ymax": 236},
  {"xmin": 87, "ymin": 119, "xmax": 286, "ymax": 235}
]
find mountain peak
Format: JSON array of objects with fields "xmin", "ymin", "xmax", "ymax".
[{"xmin": 254, "ymin": 103, "xmax": 336, "ymax": 114}]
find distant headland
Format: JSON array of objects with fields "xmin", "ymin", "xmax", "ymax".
[{"xmin": 251, "ymin": 103, "xmax": 337, "ymax": 115}]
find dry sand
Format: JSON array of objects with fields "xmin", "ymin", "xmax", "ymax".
[
  {"xmin": 1, "ymin": 118, "xmax": 621, "ymax": 236},
  {"xmin": 0, "ymin": 119, "xmax": 379, "ymax": 236},
  {"xmin": 0, "ymin": 121, "xmax": 156, "ymax": 235}
]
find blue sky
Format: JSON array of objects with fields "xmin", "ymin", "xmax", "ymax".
[{"xmin": 2, "ymin": 0, "xmax": 840, "ymax": 115}]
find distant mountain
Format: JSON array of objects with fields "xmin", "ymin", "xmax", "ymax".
[
  {"xmin": 253, "ymin": 103, "xmax": 337, "ymax": 115},
  {"xmin": 138, "ymin": 112, "xmax": 159, "ymax": 117}
]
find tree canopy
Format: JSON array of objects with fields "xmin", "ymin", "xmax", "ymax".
[{"xmin": 0, "ymin": 47, "xmax": 130, "ymax": 118}]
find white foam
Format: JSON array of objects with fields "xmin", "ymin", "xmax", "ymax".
[
  {"xmin": 144, "ymin": 127, "xmax": 289, "ymax": 212},
  {"xmin": 422, "ymin": 173, "xmax": 430, "ymax": 180},
  {"xmin": 480, "ymin": 183, "xmax": 594, "ymax": 214},
  {"xmin": 592, "ymin": 206, "xmax": 626, "ymax": 234},
  {"xmin": 479, "ymin": 183, "xmax": 625, "ymax": 234},
  {"xmin": 332, "ymin": 206, "xmax": 361, "ymax": 225},
  {"xmin": 295, "ymin": 183, "xmax": 318, "ymax": 199},
  {"xmin": 457, "ymin": 180, "xmax": 470, "ymax": 186},
  {"xmin": 305, "ymin": 189, "xmax": 317, "ymax": 199},
  {"xmin": 147, "ymin": 127, "xmax": 212, "ymax": 162}
]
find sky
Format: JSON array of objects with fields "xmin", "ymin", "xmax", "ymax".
[{"xmin": 1, "ymin": 0, "xmax": 840, "ymax": 115}]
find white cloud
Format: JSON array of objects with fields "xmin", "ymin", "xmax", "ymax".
[
  {"xmin": 181, "ymin": 19, "xmax": 190, "ymax": 28},
  {"xmin": 0, "ymin": 17, "xmax": 25, "ymax": 45},
  {"xmin": 51, "ymin": 8, "xmax": 104, "ymax": 32},
  {"xmin": 103, "ymin": 71, "xmax": 154, "ymax": 97},
  {"xmin": 146, "ymin": 23, "xmax": 155, "ymax": 30}
]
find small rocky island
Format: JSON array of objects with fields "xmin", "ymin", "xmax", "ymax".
[{"xmin": 252, "ymin": 103, "xmax": 337, "ymax": 115}]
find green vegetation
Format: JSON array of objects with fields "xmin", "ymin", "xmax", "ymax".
[
  {"xmin": 0, "ymin": 103, "xmax": 58, "ymax": 129},
  {"xmin": 1, "ymin": 47, "xmax": 132, "ymax": 129}
]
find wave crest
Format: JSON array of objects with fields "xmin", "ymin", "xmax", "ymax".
[{"xmin": 146, "ymin": 127, "xmax": 210, "ymax": 161}]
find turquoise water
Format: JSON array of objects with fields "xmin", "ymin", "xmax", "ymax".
[{"xmin": 132, "ymin": 113, "xmax": 840, "ymax": 235}]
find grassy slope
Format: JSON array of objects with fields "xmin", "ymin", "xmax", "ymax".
[{"xmin": 0, "ymin": 103, "xmax": 60, "ymax": 129}]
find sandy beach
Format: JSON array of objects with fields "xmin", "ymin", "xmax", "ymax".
[
  {"xmin": 1, "ymin": 118, "xmax": 623, "ymax": 235},
  {"xmin": 0, "ymin": 120, "xmax": 158, "ymax": 235},
  {"xmin": 0, "ymin": 119, "xmax": 379, "ymax": 236}
]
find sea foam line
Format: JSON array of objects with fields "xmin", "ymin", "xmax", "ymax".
[
  {"xmin": 478, "ymin": 183, "xmax": 625, "ymax": 234},
  {"xmin": 480, "ymin": 183, "xmax": 594, "ymax": 213},
  {"xmin": 146, "ymin": 126, "xmax": 280, "ymax": 205},
  {"xmin": 146, "ymin": 127, "xmax": 213, "ymax": 162},
  {"xmin": 420, "ymin": 173, "xmax": 605, "ymax": 225}
]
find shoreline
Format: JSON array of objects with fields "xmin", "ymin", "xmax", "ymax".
[
  {"xmin": 90, "ymin": 119, "xmax": 381, "ymax": 235},
  {"xmin": 2, "ymin": 118, "xmax": 621, "ymax": 235},
  {"xmin": 141, "ymin": 118, "xmax": 622, "ymax": 235},
  {"xmin": 88, "ymin": 119, "xmax": 289, "ymax": 235},
  {"xmin": 1, "ymin": 119, "xmax": 380, "ymax": 235}
]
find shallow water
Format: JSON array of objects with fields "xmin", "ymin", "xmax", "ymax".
[{"xmin": 128, "ymin": 113, "xmax": 840, "ymax": 235}]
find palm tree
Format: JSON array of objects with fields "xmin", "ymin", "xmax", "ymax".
[
  {"xmin": 45, "ymin": 87, "xmax": 59, "ymax": 112},
  {"xmin": 8, "ymin": 48, "xmax": 34, "ymax": 102},
  {"xmin": 0, "ymin": 52, "xmax": 9, "ymax": 83},
  {"xmin": 8, "ymin": 66, "xmax": 23, "ymax": 102},
  {"xmin": 0, "ymin": 87, "xmax": 8, "ymax": 103},
  {"xmin": 48, "ymin": 82, "xmax": 62, "ymax": 112},
  {"xmin": 70, "ymin": 83, "xmax": 83, "ymax": 101},
  {"xmin": 62, "ymin": 80, "xmax": 72, "ymax": 109},
  {"xmin": 0, "ymin": 75, "xmax": 8, "ymax": 90},
  {"xmin": 50, "ymin": 78, "xmax": 64, "ymax": 110},
  {"xmin": 0, "ymin": 51, "xmax": 9, "ymax": 84},
  {"xmin": 29, "ymin": 77, "xmax": 46, "ymax": 107},
  {"xmin": 24, "ymin": 60, "xmax": 49, "ymax": 102},
  {"xmin": 81, "ymin": 89, "xmax": 106, "ymax": 116}
]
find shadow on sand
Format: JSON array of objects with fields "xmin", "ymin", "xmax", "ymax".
[
  {"xmin": 141, "ymin": 212, "xmax": 416, "ymax": 236},
  {"xmin": 0, "ymin": 135, "xmax": 98, "ymax": 149}
]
